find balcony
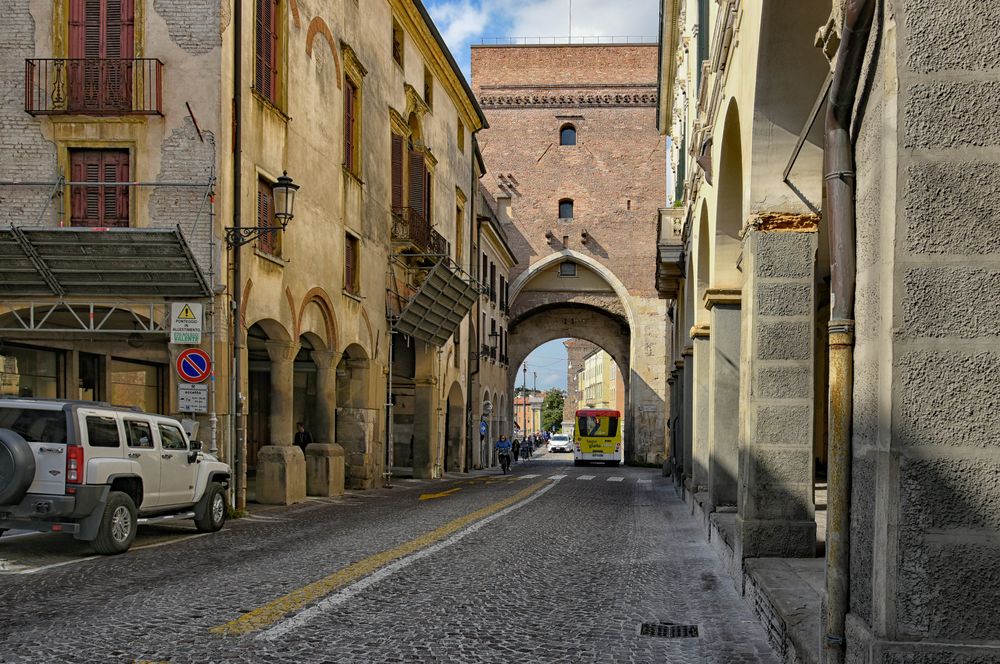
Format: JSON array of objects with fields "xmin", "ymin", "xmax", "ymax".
[
  {"xmin": 25, "ymin": 58, "xmax": 163, "ymax": 116},
  {"xmin": 391, "ymin": 206, "xmax": 432, "ymax": 253}
]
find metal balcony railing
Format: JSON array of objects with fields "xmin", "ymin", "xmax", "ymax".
[
  {"xmin": 25, "ymin": 58, "xmax": 163, "ymax": 116},
  {"xmin": 391, "ymin": 206, "xmax": 432, "ymax": 253},
  {"xmin": 430, "ymin": 228, "xmax": 450, "ymax": 257}
]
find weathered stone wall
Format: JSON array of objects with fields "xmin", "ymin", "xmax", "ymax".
[{"xmin": 847, "ymin": 1, "xmax": 1000, "ymax": 660}]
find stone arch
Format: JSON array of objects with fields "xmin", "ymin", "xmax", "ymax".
[
  {"xmin": 714, "ymin": 99, "xmax": 744, "ymax": 288},
  {"xmin": 245, "ymin": 317, "xmax": 294, "ymax": 469},
  {"xmin": 298, "ymin": 287, "xmax": 338, "ymax": 351},
  {"xmin": 444, "ymin": 381, "xmax": 465, "ymax": 472},
  {"xmin": 304, "ymin": 17, "xmax": 343, "ymax": 89},
  {"xmin": 509, "ymin": 250, "xmax": 636, "ymax": 331},
  {"xmin": 694, "ymin": 204, "xmax": 711, "ymax": 324}
]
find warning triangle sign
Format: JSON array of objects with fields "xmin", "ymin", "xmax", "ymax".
[{"xmin": 177, "ymin": 305, "xmax": 197, "ymax": 321}]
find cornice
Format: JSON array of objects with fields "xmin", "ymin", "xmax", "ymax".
[{"xmin": 479, "ymin": 87, "xmax": 658, "ymax": 110}]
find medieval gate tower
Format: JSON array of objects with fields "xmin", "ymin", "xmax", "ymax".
[{"xmin": 472, "ymin": 42, "xmax": 669, "ymax": 463}]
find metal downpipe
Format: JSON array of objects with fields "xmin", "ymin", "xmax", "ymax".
[{"xmin": 823, "ymin": 1, "xmax": 876, "ymax": 662}]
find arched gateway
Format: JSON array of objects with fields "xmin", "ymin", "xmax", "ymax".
[{"xmin": 472, "ymin": 41, "xmax": 670, "ymax": 464}]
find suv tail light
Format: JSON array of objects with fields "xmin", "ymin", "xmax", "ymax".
[{"xmin": 66, "ymin": 444, "xmax": 84, "ymax": 485}]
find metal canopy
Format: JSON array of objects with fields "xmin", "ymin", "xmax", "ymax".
[
  {"xmin": 0, "ymin": 226, "xmax": 210, "ymax": 298},
  {"xmin": 393, "ymin": 260, "xmax": 479, "ymax": 347}
]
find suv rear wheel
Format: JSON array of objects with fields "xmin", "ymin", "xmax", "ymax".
[
  {"xmin": 194, "ymin": 482, "xmax": 227, "ymax": 533},
  {"xmin": 92, "ymin": 491, "xmax": 137, "ymax": 555}
]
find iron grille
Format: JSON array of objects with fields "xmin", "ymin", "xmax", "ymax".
[
  {"xmin": 25, "ymin": 58, "xmax": 163, "ymax": 115},
  {"xmin": 639, "ymin": 623, "xmax": 700, "ymax": 639}
]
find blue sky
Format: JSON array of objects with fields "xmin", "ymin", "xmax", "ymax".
[
  {"xmin": 518, "ymin": 338, "xmax": 571, "ymax": 391},
  {"xmin": 425, "ymin": 0, "xmax": 660, "ymax": 79}
]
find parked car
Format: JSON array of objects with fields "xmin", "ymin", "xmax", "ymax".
[
  {"xmin": 547, "ymin": 434, "xmax": 572, "ymax": 453},
  {"xmin": 0, "ymin": 399, "xmax": 231, "ymax": 554}
]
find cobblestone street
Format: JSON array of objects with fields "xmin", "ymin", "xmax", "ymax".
[{"xmin": 0, "ymin": 453, "xmax": 777, "ymax": 663}]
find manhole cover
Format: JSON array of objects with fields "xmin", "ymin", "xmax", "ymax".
[{"xmin": 640, "ymin": 623, "xmax": 700, "ymax": 639}]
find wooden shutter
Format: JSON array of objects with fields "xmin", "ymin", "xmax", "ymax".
[
  {"xmin": 344, "ymin": 80, "xmax": 356, "ymax": 172},
  {"xmin": 255, "ymin": 0, "xmax": 277, "ymax": 103},
  {"xmin": 391, "ymin": 134, "xmax": 404, "ymax": 210},
  {"xmin": 257, "ymin": 180, "xmax": 277, "ymax": 254},
  {"xmin": 345, "ymin": 234, "xmax": 358, "ymax": 294},
  {"xmin": 68, "ymin": 0, "xmax": 133, "ymax": 111},
  {"xmin": 70, "ymin": 149, "xmax": 128, "ymax": 227},
  {"xmin": 408, "ymin": 150, "xmax": 425, "ymax": 217},
  {"xmin": 424, "ymin": 168, "xmax": 432, "ymax": 225}
]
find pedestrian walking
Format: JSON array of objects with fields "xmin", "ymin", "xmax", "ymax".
[{"xmin": 511, "ymin": 438, "xmax": 521, "ymax": 464}]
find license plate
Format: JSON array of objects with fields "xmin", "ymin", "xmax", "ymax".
[{"xmin": 591, "ymin": 453, "xmax": 604, "ymax": 457}]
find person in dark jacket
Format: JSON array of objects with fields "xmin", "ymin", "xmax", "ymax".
[{"xmin": 294, "ymin": 422, "xmax": 314, "ymax": 453}]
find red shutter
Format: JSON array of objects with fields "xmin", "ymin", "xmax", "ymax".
[
  {"xmin": 345, "ymin": 235, "xmax": 357, "ymax": 293},
  {"xmin": 255, "ymin": 0, "xmax": 277, "ymax": 103},
  {"xmin": 119, "ymin": 0, "xmax": 135, "ymax": 59},
  {"xmin": 68, "ymin": 0, "xmax": 133, "ymax": 111},
  {"xmin": 391, "ymin": 134, "xmax": 404, "ymax": 210},
  {"xmin": 424, "ymin": 168, "xmax": 432, "ymax": 225},
  {"xmin": 344, "ymin": 81, "xmax": 355, "ymax": 172},
  {"xmin": 408, "ymin": 150, "xmax": 425, "ymax": 216},
  {"xmin": 70, "ymin": 149, "xmax": 128, "ymax": 227},
  {"xmin": 257, "ymin": 180, "xmax": 277, "ymax": 254}
]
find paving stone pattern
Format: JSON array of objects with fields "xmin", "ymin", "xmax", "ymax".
[{"xmin": 0, "ymin": 455, "xmax": 777, "ymax": 663}]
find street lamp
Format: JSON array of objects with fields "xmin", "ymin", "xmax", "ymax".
[
  {"xmin": 225, "ymin": 171, "xmax": 299, "ymax": 246},
  {"xmin": 225, "ymin": 171, "xmax": 300, "ymax": 510}
]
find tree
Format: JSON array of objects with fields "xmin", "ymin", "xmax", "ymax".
[{"xmin": 541, "ymin": 389, "xmax": 566, "ymax": 432}]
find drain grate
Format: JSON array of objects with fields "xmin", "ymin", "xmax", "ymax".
[{"xmin": 639, "ymin": 623, "xmax": 700, "ymax": 639}]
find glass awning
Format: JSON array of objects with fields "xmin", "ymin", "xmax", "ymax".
[
  {"xmin": 393, "ymin": 260, "xmax": 480, "ymax": 347},
  {"xmin": 0, "ymin": 225, "xmax": 211, "ymax": 298}
]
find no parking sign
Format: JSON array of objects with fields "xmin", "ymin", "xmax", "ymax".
[{"xmin": 176, "ymin": 348, "xmax": 212, "ymax": 384}]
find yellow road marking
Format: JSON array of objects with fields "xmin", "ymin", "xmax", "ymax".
[
  {"xmin": 210, "ymin": 479, "xmax": 549, "ymax": 637},
  {"xmin": 418, "ymin": 487, "xmax": 462, "ymax": 501}
]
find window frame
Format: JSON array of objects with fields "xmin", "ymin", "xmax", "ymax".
[
  {"xmin": 391, "ymin": 18, "xmax": 404, "ymax": 68},
  {"xmin": 256, "ymin": 176, "xmax": 282, "ymax": 257},
  {"xmin": 558, "ymin": 262, "xmax": 578, "ymax": 278},
  {"xmin": 254, "ymin": 0, "xmax": 281, "ymax": 107},
  {"xmin": 158, "ymin": 423, "xmax": 188, "ymax": 451},
  {"xmin": 344, "ymin": 76, "xmax": 360, "ymax": 174},
  {"xmin": 69, "ymin": 148, "xmax": 131, "ymax": 228},
  {"xmin": 344, "ymin": 232, "xmax": 361, "ymax": 296},
  {"xmin": 559, "ymin": 124, "xmax": 577, "ymax": 146},
  {"xmin": 85, "ymin": 414, "xmax": 121, "ymax": 448},
  {"xmin": 558, "ymin": 198, "xmax": 574, "ymax": 219},
  {"xmin": 124, "ymin": 419, "xmax": 154, "ymax": 449}
]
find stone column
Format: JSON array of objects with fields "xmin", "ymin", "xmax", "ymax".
[
  {"xmin": 664, "ymin": 371, "xmax": 676, "ymax": 477},
  {"xmin": 310, "ymin": 350, "xmax": 341, "ymax": 444},
  {"xmin": 705, "ymin": 289, "xmax": 742, "ymax": 512},
  {"xmin": 681, "ymin": 346, "xmax": 694, "ymax": 492},
  {"xmin": 672, "ymin": 359, "xmax": 685, "ymax": 485},
  {"xmin": 257, "ymin": 340, "xmax": 306, "ymax": 505},
  {"xmin": 412, "ymin": 377, "xmax": 437, "ymax": 478},
  {"xmin": 737, "ymin": 226, "xmax": 817, "ymax": 559},
  {"xmin": 690, "ymin": 324, "xmax": 711, "ymax": 496}
]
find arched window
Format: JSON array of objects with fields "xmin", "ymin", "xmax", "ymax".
[
  {"xmin": 560, "ymin": 124, "xmax": 577, "ymax": 146},
  {"xmin": 559, "ymin": 199, "xmax": 574, "ymax": 219}
]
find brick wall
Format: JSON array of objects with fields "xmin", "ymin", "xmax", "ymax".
[{"xmin": 471, "ymin": 45, "xmax": 660, "ymax": 88}]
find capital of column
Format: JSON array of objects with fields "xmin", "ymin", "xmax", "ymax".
[
  {"xmin": 310, "ymin": 350, "xmax": 343, "ymax": 370},
  {"xmin": 690, "ymin": 323, "xmax": 711, "ymax": 340},
  {"xmin": 743, "ymin": 211, "xmax": 820, "ymax": 235},
  {"xmin": 414, "ymin": 376, "xmax": 438, "ymax": 387},
  {"xmin": 680, "ymin": 344, "xmax": 693, "ymax": 359},
  {"xmin": 265, "ymin": 340, "xmax": 300, "ymax": 364},
  {"xmin": 703, "ymin": 288, "xmax": 742, "ymax": 310}
]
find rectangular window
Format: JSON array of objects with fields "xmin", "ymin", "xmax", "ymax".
[
  {"xmin": 500, "ymin": 276, "xmax": 507, "ymax": 311},
  {"xmin": 482, "ymin": 252, "xmax": 488, "ymax": 282},
  {"xmin": 124, "ymin": 419, "xmax": 153, "ymax": 449},
  {"xmin": 423, "ymin": 66, "xmax": 433, "ymax": 110},
  {"xmin": 255, "ymin": 0, "xmax": 279, "ymax": 105},
  {"xmin": 344, "ymin": 78, "xmax": 358, "ymax": 173},
  {"xmin": 86, "ymin": 415, "xmax": 120, "ymax": 448},
  {"xmin": 0, "ymin": 344, "xmax": 63, "ymax": 400},
  {"xmin": 391, "ymin": 19, "xmax": 404, "ymax": 67},
  {"xmin": 489, "ymin": 263, "xmax": 496, "ymax": 302},
  {"xmin": 111, "ymin": 359, "xmax": 162, "ymax": 413},
  {"xmin": 68, "ymin": 0, "xmax": 135, "ymax": 113},
  {"xmin": 70, "ymin": 149, "xmax": 129, "ymax": 227},
  {"xmin": 158, "ymin": 424, "xmax": 187, "ymax": 451},
  {"xmin": 345, "ymin": 233, "xmax": 360, "ymax": 295},
  {"xmin": 457, "ymin": 120, "xmax": 465, "ymax": 153},
  {"xmin": 256, "ymin": 178, "xmax": 280, "ymax": 255}
]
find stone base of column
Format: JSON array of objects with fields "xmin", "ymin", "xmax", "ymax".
[
  {"xmin": 256, "ymin": 445, "xmax": 306, "ymax": 505},
  {"xmin": 305, "ymin": 443, "xmax": 345, "ymax": 497},
  {"xmin": 346, "ymin": 452, "xmax": 375, "ymax": 490},
  {"xmin": 736, "ymin": 516, "xmax": 817, "ymax": 559}
]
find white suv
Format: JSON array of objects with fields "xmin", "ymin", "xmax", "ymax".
[{"xmin": 0, "ymin": 399, "xmax": 231, "ymax": 554}]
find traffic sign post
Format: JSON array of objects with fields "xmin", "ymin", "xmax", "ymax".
[
  {"xmin": 176, "ymin": 348, "xmax": 212, "ymax": 384},
  {"xmin": 177, "ymin": 384, "xmax": 209, "ymax": 413},
  {"xmin": 170, "ymin": 302, "xmax": 204, "ymax": 345}
]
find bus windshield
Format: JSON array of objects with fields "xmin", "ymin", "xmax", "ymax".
[{"xmin": 577, "ymin": 414, "xmax": 619, "ymax": 438}]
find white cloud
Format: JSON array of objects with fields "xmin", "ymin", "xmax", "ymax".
[
  {"xmin": 427, "ymin": 0, "xmax": 492, "ymax": 47},
  {"xmin": 506, "ymin": 0, "xmax": 659, "ymax": 40}
]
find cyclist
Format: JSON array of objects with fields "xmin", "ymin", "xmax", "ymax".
[{"xmin": 495, "ymin": 435, "xmax": 512, "ymax": 474}]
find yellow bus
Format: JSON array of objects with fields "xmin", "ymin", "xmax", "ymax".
[{"xmin": 573, "ymin": 409, "xmax": 622, "ymax": 466}]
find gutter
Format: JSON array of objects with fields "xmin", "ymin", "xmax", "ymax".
[{"xmin": 823, "ymin": 1, "xmax": 877, "ymax": 662}]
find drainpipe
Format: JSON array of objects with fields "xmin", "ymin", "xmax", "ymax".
[
  {"xmin": 823, "ymin": 1, "xmax": 876, "ymax": 662},
  {"xmin": 231, "ymin": 0, "xmax": 246, "ymax": 510}
]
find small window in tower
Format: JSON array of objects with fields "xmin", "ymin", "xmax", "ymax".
[
  {"xmin": 391, "ymin": 19, "xmax": 404, "ymax": 67},
  {"xmin": 559, "ymin": 262, "xmax": 577, "ymax": 278},
  {"xmin": 560, "ymin": 124, "xmax": 577, "ymax": 146},
  {"xmin": 559, "ymin": 199, "xmax": 574, "ymax": 219}
]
